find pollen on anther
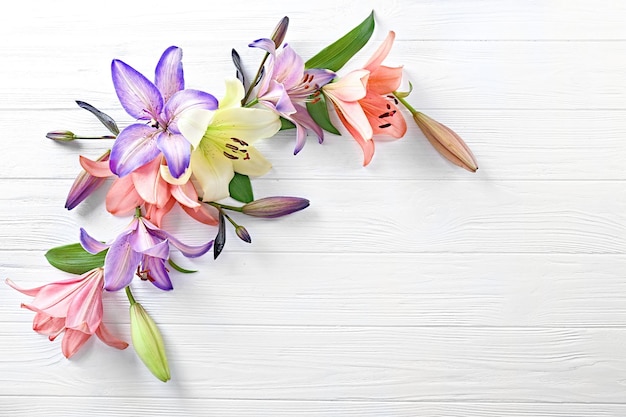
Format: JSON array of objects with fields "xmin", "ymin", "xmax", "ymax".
[
  {"xmin": 223, "ymin": 152, "xmax": 238, "ymax": 160},
  {"xmin": 379, "ymin": 123, "xmax": 391, "ymax": 129}
]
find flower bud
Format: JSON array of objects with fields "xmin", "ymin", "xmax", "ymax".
[
  {"xmin": 413, "ymin": 112, "xmax": 478, "ymax": 172},
  {"xmin": 65, "ymin": 150, "xmax": 110, "ymax": 210},
  {"xmin": 235, "ymin": 225, "xmax": 252, "ymax": 243},
  {"xmin": 242, "ymin": 197, "xmax": 310, "ymax": 218},
  {"xmin": 130, "ymin": 302, "xmax": 170, "ymax": 382},
  {"xmin": 46, "ymin": 130, "xmax": 77, "ymax": 142},
  {"xmin": 271, "ymin": 16, "xmax": 289, "ymax": 48}
]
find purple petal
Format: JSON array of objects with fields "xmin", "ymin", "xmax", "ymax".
[
  {"xmin": 141, "ymin": 256, "xmax": 173, "ymax": 290},
  {"xmin": 155, "ymin": 46, "xmax": 184, "ymax": 103},
  {"xmin": 112, "ymin": 59, "xmax": 163, "ymax": 120},
  {"xmin": 304, "ymin": 68, "xmax": 336, "ymax": 88},
  {"xmin": 65, "ymin": 171, "xmax": 107, "ymax": 210},
  {"xmin": 110, "ymin": 124, "xmax": 161, "ymax": 177},
  {"xmin": 249, "ymin": 38, "xmax": 276, "ymax": 55},
  {"xmin": 143, "ymin": 221, "xmax": 213, "ymax": 258},
  {"xmin": 290, "ymin": 103, "xmax": 325, "ymax": 153},
  {"xmin": 79, "ymin": 228, "xmax": 110, "ymax": 254},
  {"xmin": 164, "ymin": 89, "xmax": 218, "ymax": 133},
  {"xmin": 272, "ymin": 45, "xmax": 304, "ymax": 89},
  {"xmin": 156, "ymin": 131, "xmax": 191, "ymax": 179},
  {"xmin": 139, "ymin": 239, "xmax": 170, "ymax": 260},
  {"xmin": 104, "ymin": 233, "xmax": 142, "ymax": 291}
]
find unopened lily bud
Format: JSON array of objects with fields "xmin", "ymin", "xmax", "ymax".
[
  {"xmin": 46, "ymin": 130, "xmax": 77, "ymax": 142},
  {"xmin": 271, "ymin": 16, "xmax": 289, "ymax": 48},
  {"xmin": 235, "ymin": 226, "xmax": 252, "ymax": 243},
  {"xmin": 130, "ymin": 302, "xmax": 171, "ymax": 382},
  {"xmin": 242, "ymin": 196, "xmax": 310, "ymax": 218},
  {"xmin": 413, "ymin": 112, "xmax": 478, "ymax": 172},
  {"xmin": 65, "ymin": 150, "xmax": 111, "ymax": 210}
]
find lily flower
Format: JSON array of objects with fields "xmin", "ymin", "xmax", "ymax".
[
  {"xmin": 323, "ymin": 31, "xmax": 407, "ymax": 166},
  {"xmin": 5, "ymin": 268, "xmax": 128, "ymax": 358},
  {"xmin": 179, "ymin": 78, "xmax": 281, "ymax": 203},
  {"xmin": 249, "ymin": 39, "xmax": 335, "ymax": 154},
  {"xmin": 110, "ymin": 46, "xmax": 218, "ymax": 179},
  {"xmin": 79, "ymin": 211, "xmax": 214, "ymax": 291},
  {"xmin": 78, "ymin": 153, "xmax": 218, "ymax": 227},
  {"xmin": 65, "ymin": 150, "xmax": 111, "ymax": 210}
]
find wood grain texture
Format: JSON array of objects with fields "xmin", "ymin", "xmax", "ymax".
[{"xmin": 1, "ymin": 0, "xmax": 625, "ymax": 416}]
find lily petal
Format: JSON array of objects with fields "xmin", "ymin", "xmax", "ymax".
[
  {"xmin": 112, "ymin": 59, "xmax": 163, "ymax": 120},
  {"xmin": 177, "ymin": 108, "xmax": 215, "ymax": 149},
  {"xmin": 207, "ymin": 107, "xmax": 281, "ymax": 144},
  {"xmin": 219, "ymin": 78, "xmax": 245, "ymax": 109},
  {"xmin": 106, "ymin": 176, "xmax": 144, "ymax": 217},
  {"xmin": 104, "ymin": 233, "xmax": 142, "ymax": 291},
  {"xmin": 156, "ymin": 131, "xmax": 191, "ymax": 179},
  {"xmin": 62, "ymin": 328, "xmax": 92, "ymax": 358},
  {"xmin": 323, "ymin": 69, "xmax": 369, "ymax": 102},
  {"xmin": 368, "ymin": 65, "xmax": 404, "ymax": 96},
  {"xmin": 249, "ymin": 38, "xmax": 276, "ymax": 55},
  {"xmin": 364, "ymin": 31, "xmax": 396, "ymax": 72},
  {"xmin": 65, "ymin": 270, "xmax": 104, "ymax": 334},
  {"xmin": 154, "ymin": 46, "xmax": 184, "ymax": 103},
  {"xmin": 79, "ymin": 154, "xmax": 113, "ymax": 178},
  {"xmin": 95, "ymin": 322, "xmax": 129, "ymax": 350},
  {"xmin": 164, "ymin": 89, "xmax": 218, "ymax": 134},
  {"xmin": 131, "ymin": 157, "xmax": 169, "ymax": 207},
  {"xmin": 79, "ymin": 228, "xmax": 110, "ymax": 254},
  {"xmin": 336, "ymin": 108, "xmax": 376, "ymax": 166},
  {"xmin": 110, "ymin": 124, "xmax": 161, "ymax": 177},
  {"xmin": 231, "ymin": 146, "xmax": 272, "ymax": 177},
  {"xmin": 360, "ymin": 92, "xmax": 407, "ymax": 138},
  {"xmin": 170, "ymin": 181, "xmax": 201, "ymax": 208},
  {"xmin": 181, "ymin": 203, "xmax": 220, "ymax": 226},
  {"xmin": 140, "ymin": 256, "xmax": 173, "ymax": 290},
  {"xmin": 190, "ymin": 144, "xmax": 235, "ymax": 202}
]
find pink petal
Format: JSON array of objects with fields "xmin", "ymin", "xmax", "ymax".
[
  {"xmin": 106, "ymin": 176, "xmax": 144, "ymax": 216},
  {"xmin": 79, "ymin": 154, "xmax": 114, "ymax": 178},
  {"xmin": 65, "ymin": 270, "xmax": 104, "ymax": 334},
  {"xmin": 62, "ymin": 328, "xmax": 92, "ymax": 358},
  {"xmin": 360, "ymin": 92, "xmax": 407, "ymax": 138},
  {"xmin": 131, "ymin": 157, "xmax": 169, "ymax": 207},
  {"xmin": 336, "ymin": 108, "xmax": 376, "ymax": 166},
  {"xmin": 171, "ymin": 182, "xmax": 201, "ymax": 208},
  {"xmin": 32, "ymin": 312, "xmax": 65, "ymax": 336},
  {"xmin": 364, "ymin": 31, "xmax": 396, "ymax": 72},
  {"xmin": 367, "ymin": 65, "xmax": 404, "ymax": 96},
  {"xmin": 95, "ymin": 322, "xmax": 129, "ymax": 350},
  {"xmin": 144, "ymin": 199, "xmax": 176, "ymax": 228},
  {"xmin": 181, "ymin": 203, "xmax": 219, "ymax": 226}
]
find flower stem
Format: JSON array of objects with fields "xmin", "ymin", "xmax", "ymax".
[
  {"xmin": 134, "ymin": 206, "xmax": 142, "ymax": 218},
  {"xmin": 125, "ymin": 286, "xmax": 136, "ymax": 305},
  {"xmin": 207, "ymin": 201, "xmax": 244, "ymax": 212},
  {"xmin": 393, "ymin": 92, "xmax": 417, "ymax": 115}
]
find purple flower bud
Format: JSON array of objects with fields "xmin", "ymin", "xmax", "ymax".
[
  {"xmin": 235, "ymin": 226, "xmax": 252, "ymax": 243},
  {"xmin": 271, "ymin": 16, "xmax": 289, "ymax": 48},
  {"xmin": 46, "ymin": 130, "xmax": 77, "ymax": 142},
  {"xmin": 241, "ymin": 197, "xmax": 309, "ymax": 218}
]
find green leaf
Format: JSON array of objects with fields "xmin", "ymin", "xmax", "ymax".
[
  {"xmin": 168, "ymin": 258, "xmax": 197, "ymax": 274},
  {"xmin": 280, "ymin": 117, "xmax": 296, "ymax": 130},
  {"xmin": 228, "ymin": 173, "xmax": 254, "ymax": 203},
  {"xmin": 306, "ymin": 94, "xmax": 340, "ymax": 135},
  {"xmin": 45, "ymin": 242, "xmax": 107, "ymax": 275},
  {"xmin": 305, "ymin": 11, "xmax": 375, "ymax": 71}
]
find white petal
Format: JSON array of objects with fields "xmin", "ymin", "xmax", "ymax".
[
  {"xmin": 208, "ymin": 107, "xmax": 280, "ymax": 144},
  {"xmin": 219, "ymin": 79, "xmax": 246, "ymax": 109},
  {"xmin": 232, "ymin": 146, "xmax": 272, "ymax": 177},
  {"xmin": 190, "ymin": 146, "xmax": 234, "ymax": 202},
  {"xmin": 177, "ymin": 108, "xmax": 214, "ymax": 149}
]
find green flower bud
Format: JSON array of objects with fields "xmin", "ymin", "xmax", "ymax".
[
  {"xmin": 46, "ymin": 130, "xmax": 77, "ymax": 142},
  {"xmin": 130, "ymin": 302, "xmax": 170, "ymax": 382}
]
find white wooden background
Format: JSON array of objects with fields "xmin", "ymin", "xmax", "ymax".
[{"xmin": 1, "ymin": 0, "xmax": 625, "ymax": 415}]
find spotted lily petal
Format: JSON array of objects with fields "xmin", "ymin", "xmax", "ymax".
[{"xmin": 112, "ymin": 59, "xmax": 163, "ymax": 121}]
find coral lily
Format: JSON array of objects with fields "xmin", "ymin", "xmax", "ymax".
[
  {"xmin": 79, "ymin": 210, "xmax": 214, "ymax": 292},
  {"xmin": 179, "ymin": 78, "xmax": 281, "ymax": 203},
  {"xmin": 110, "ymin": 46, "xmax": 218, "ymax": 179},
  {"xmin": 6, "ymin": 268, "xmax": 128, "ymax": 358},
  {"xmin": 323, "ymin": 31, "xmax": 407, "ymax": 166}
]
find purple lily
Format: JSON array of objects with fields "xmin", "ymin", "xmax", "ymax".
[
  {"xmin": 249, "ymin": 39, "xmax": 335, "ymax": 154},
  {"xmin": 110, "ymin": 46, "xmax": 218, "ymax": 179},
  {"xmin": 79, "ymin": 212, "xmax": 213, "ymax": 292}
]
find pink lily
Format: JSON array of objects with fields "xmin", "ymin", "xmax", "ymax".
[
  {"xmin": 323, "ymin": 31, "xmax": 407, "ymax": 166},
  {"xmin": 250, "ymin": 39, "xmax": 335, "ymax": 154},
  {"xmin": 5, "ymin": 268, "xmax": 128, "ymax": 358},
  {"xmin": 79, "ymin": 153, "xmax": 218, "ymax": 227}
]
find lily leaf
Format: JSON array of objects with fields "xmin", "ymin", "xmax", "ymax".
[
  {"xmin": 305, "ymin": 11, "xmax": 375, "ymax": 71},
  {"xmin": 76, "ymin": 100, "xmax": 120, "ymax": 135},
  {"xmin": 280, "ymin": 117, "xmax": 296, "ymax": 130},
  {"xmin": 229, "ymin": 173, "xmax": 254, "ymax": 203},
  {"xmin": 168, "ymin": 258, "xmax": 197, "ymax": 274},
  {"xmin": 45, "ymin": 242, "xmax": 107, "ymax": 275},
  {"xmin": 213, "ymin": 212, "xmax": 226, "ymax": 260},
  {"xmin": 306, "ymin": 94, "xmax": 340, "ymax": 135}
]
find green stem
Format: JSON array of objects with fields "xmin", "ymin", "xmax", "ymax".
[
  {"xmin": 125, "ymin": 286, "xmax": 136, "ymax": 305},
  {"xmin": 75, "ymin": 135, "xmax": 117, "ymax": 140},
  {"xmin": 241, "ymin": 52, "xmax": 269, "ymax": 106},
  {"xmin": 207, "ymin": 201, "xmax": 244, "ymax": 212},
  {"xmin": 244, "ymin": 98, "xmax": 259, "ymax": 108},
  {"xmin": 393, "ymin": 92, "xmax": 418, "ymax": 115},
  {"xmin": 134, "ymin": 206, "xmax": 142, "ymax": 218}
]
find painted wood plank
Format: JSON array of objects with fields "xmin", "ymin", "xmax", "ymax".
[
  {"xmin": 0, "ymin": 324, "xmax": 625, "ymax": 402},
  {"xmin": 2, "ymin": 0, "xmax": 626, "ymax": 42},
  {"xmin": 0, "ymin": 179, "xmax": 622, "ymax": 254},
  {"xmin": 3, "ymin": 109, "xmax": 625, "ymax": 181},
  {"xmin": 2, "ymin": 41, "xmax": 626, "ymax": 110},
  {"xmin": 2, "ymin": 398, "xmax": 626, "ymax": 417},
  {"xmin": 3, "ymin": 251, "xmax": 625, "ymax": 328}
]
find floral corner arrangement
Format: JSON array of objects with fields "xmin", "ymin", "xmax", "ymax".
[{"xmin": 6, "ymin": 11, "xmax": 478, "ymax": 382}]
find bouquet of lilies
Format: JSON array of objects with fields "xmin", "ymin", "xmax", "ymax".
[{"xmin": 6, "ymin": 11, "xmax": 477, "ymax": 382}]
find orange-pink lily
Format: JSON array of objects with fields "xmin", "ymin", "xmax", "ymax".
[
  {"xmin": 323, "ymin": 31, "xmax": 407, "ymax": 166},
  {"xmin": 6, "ymin": 268, "xmax": 128, "ymax": 358},
  {"xmin": 78, "ymin": 154, "xmax": 218, "ymax": 227}
]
